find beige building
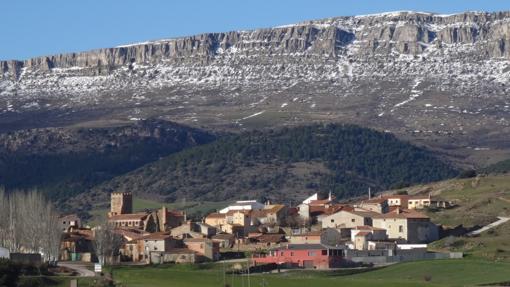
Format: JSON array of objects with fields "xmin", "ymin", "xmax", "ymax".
[
  {"xmin": 322, "ymin": 210, "xmax": 376, "ymax": 229},
  {"xmin": 407, "ymin": 196, "xmax": 432, "ymax": 210},
  {"xmin": 205, "ymin": 213, "xmax": 227, "ymax": 228},
  {"xmin": 349, "ymin": 226, "xmax": 388, "ymax": 250},
  {"xmin": 372, "ymin": 208, "xmax": 438, "ymax": 243},
  {"xmin": 251, "ymin": 204, "xmax": 287, "ymax": 225},
  {"xmin": 289, "ymin": 228, "xmax": 342, "ymax": 245},
  {"xmin": 385, "ymin": 194, "xmax": 432, "ymax": 210},
  {"xmin": 356, "ymin": 197, "xmax": 388, "ymax": 214}
]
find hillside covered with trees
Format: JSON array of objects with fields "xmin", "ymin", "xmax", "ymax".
[
  {"xmin": 85, "ymin": 124, "xmax": 459, "ymax": 207},
  {"xmin": 0, "ymin": 120, "xmax": 215, "ymax": 204}
]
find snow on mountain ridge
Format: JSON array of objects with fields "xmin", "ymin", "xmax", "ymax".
[{"xmin": 0, "ymin": 10, "xmax": 509, "ymax": 165}]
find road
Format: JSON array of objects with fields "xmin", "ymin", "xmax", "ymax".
[
  {"xmin": 58, "ymin": 261, "xmax": 96, "ymax": 277},
  {"xmin": 467, "ymin": 217, "xmax": 510, "ymax": 236}
]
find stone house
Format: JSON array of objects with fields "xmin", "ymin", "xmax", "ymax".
[
  {"xmin": 251, "ymin": 204, "xmax": 287, "ymax": 225},
  {"xmin": 289, "ymin": 228, "xmax": 342, "ymax": 246},
  {"xmin": 350, "ymin": 226, "xmax": 388, "ymax": 250},
  {"xmin": 143, "ymin": 233, "xmax": 180, "ymax": 260},
  {"xmin": 322, "ymin": 210, "xmax": 377, "ymax": 229},
  {"xmin": 205, "ymin": 213, "xmax": 227, "ymax": 229},
  {"xmin": 211, "ymin": 233, "xmax": 235, "ymax": 248},
  {"xmin": 108, "ymin": 212, "xmax": 158, "ymax": 232},
  {"xmin": 157, "ymin": 207, "xmax": 186, "ymax": 230},
  {"xmin": 184, "ymin": 238, "xmax": 220, "ymax": 261},
  {"xmin": 372, "ymin": 208, "xmax": 438, "ymax": 243},
  {"xmin": 356, "ymin": 197, "xmax": 389, "ymax": 214}
]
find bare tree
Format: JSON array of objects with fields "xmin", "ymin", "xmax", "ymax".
[
  {"xmin": 0, "ymin": 189, "xmax": 61, "ymax": 262},
  {"xmin": 93, "ymin": 219, "xmax": 123, "ymax": 265}
]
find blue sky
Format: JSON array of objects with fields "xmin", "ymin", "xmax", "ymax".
[{"xmin": 1, "ymin": 0, "xmax": 509, "ymax": 60}]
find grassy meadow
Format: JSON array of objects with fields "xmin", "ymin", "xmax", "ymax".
[{"xmin": 106, "ymin": 259, "xmax": 510, "ymax": 287}]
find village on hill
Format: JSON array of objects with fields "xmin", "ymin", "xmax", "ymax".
[{"xmin": 49, "ymin": 189, "xmax": 464, "ymax": 271}]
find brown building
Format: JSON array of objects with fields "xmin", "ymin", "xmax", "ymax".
[
  {"xmin": 108, "ymin": 212, "xmax": 158, "ymax": 232},
  {"xmin": 108, "ymin": 192, "xmax": 133, "ymax": 217},
  {"xmin": 158, "ymin": 207, "xmax": 186, "ymax": 230},
  {"xmin": 184, "ymin": 238, "xmax": 220, "ymax": 261}
]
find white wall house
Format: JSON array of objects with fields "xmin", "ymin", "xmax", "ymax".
[{"xmin": 219, "ymin": 200, "xmax": 265, "ymax": 214}]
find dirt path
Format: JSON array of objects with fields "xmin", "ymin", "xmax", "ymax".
[
  {"xmin": 467, "ymin": 217, "xmax": 510, "ymax": 236},
  {"xmin": 58, "ymin": 262, "xmax": 96, "ymax": 277}
]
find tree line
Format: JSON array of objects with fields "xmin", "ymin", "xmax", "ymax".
[{"xmin": 0, "ymin": 189, "xmax": 61, "ymax": 262}]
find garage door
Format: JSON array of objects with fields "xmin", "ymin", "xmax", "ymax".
[{"xmin": 303, "ymin": 260, "xmax": 314, "ymax": 269}]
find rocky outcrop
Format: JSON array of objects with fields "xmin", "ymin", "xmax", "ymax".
[{"xmin": 2, "ymin": 11, "xmax": 509, "ymax": 79}]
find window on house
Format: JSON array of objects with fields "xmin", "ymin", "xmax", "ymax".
[
  {"xmin": 308, "ymin": 251, "xmax": 316, "ymax": 256},
  {"xmin": 351, "ymin": 218, "xmax": 355, "ymax": 223},
  {"xmin": 321, "ymin": 250, "xmax": 327, "ymax": 255},
  {"xmin": 399, "ymin": 225, "xmax": 403, "ymax": 233},
  {"xmin": 331, "ymin": 219, "xmax": 334, "ymax": 223},
  {"xmin": 290, "ymin": 252, "xmax": 294, "ymax": 256},
  {"xmin": 281, "ymin": 252, "xmax": 284, "ymax": 256}
]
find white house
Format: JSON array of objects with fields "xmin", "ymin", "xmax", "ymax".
[{"xmin": 219, "ymin": 200, "xmax": 265, "ymax": 214}]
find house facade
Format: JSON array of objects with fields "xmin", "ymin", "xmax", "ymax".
[
  {"xmin": 372, "ymin": 209, "xmax": 438, "ymax": 243},
  {"xmin": 184, "ymin": 238, "xmax": 220, "ymax": 261},
  {"xmin": 253, "ymin": 244, "xmax": 344, "ymax": 269},
  {"xmin": 322, "ymin": 210, "xmax": 375, "ymax": 229}
]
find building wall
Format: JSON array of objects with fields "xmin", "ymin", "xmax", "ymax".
[
  {"xmin": 185, "ymin": 240, "xmax": 219, "ymax": 261},
  {"xmin": 408, "ymin": 199, "xmax": 431, "ymax": 210},
  {"xmin": 407, "ymin": 220, "xmax": 439, "ymax": 243},
  {"xmin": 110, "ymin": 192, "xmax": 133, "ymax": 216},
  {"xmin": 289, "ymin": 235, "xmax": 321, "ymax": 244},
  {"xmin": 354, "ymin": 235, "xmax": 369, "ymax": 250},
  {"xmin": 372, "ymin": 218, "xmax": 408, "ymax": 241},
  {"xmin": 322, "ymin": 211, "xmax": 370, "ymax": 229},
  {"xmin": 161, "ymin": 252, "xmax": 196, "ymax": 264},
  {"xmin": 253, "ymin": 248, "xmax": 342, "ymax": 269},
  {"xmin": 358, "ymin": 202, "xmax": 387, "ymax": 214},
  {"xmin": 387, "ymin": 198, "xmax": 402, "ymax": 206},
  {"xmin": 205, "ymin": 217, "xmax": 226, "ymax": 228}
]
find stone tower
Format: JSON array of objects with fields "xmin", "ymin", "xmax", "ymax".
[{"xmin": 108, "ymin": 192, "xmax": 133, "ymax": 217}]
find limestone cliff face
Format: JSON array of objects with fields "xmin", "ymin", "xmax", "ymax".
[{"xmin": 2, "ymin": 11, "xmax": 509, "ymax": 79}]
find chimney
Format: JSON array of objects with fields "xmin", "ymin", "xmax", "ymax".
[
  {"xmin": 368, "ymin": 187, "xmax": 371, "ymax": 200},
  {"xmin": 328, "ymin": 191, "xmax": 332, "ymax": 201},
  {"xmin": 396, "ymin": 208, "xmax": 400, "ymax": 214}
]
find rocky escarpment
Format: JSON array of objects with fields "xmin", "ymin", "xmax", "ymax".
[
  {"xmin": 1, "ymin": 11, "xmax": 510, "ymax": 78},
  {"xmin": 1, "ymin": 11, "xmax": 510, "ymax": 167}
]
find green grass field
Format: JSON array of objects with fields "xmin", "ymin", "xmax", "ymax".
[{"xmin": 108, "ymin": 259, "xmax": 510, "ymax": 287}]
